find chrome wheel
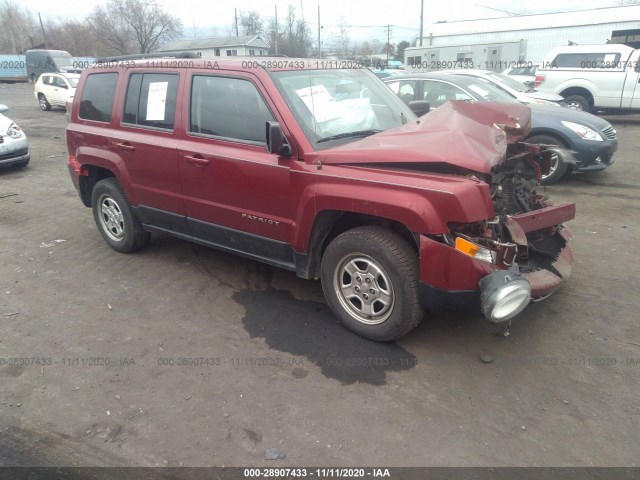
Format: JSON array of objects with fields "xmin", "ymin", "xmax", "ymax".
[
  {"xmin": 566, "ymin": 100, "xmax": 583, "ymax": 110},
  {"xmin": 333, "ymin": 254, "xmax": 394, "ymax": 325},
  {"xmin": 97, "ymin": 194, "xmax": 125, "ymax": 242},
  {"xmin": 542, "ymin": 152, "xmax": 559, "ymax": 180}
]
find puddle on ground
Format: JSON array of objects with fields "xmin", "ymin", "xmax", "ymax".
[{"xmin": 234, "ymin": 289, "xmax": 417, "ymax": 385}]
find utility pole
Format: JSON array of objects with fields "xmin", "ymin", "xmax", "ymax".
[
  {"xmin": 234, "ymin": 8, "xmax": 239, "ymax": 36},
  {"xmin": 274, "ymin": 5, "xmax": 279, "ymax": 55},
  {"xmin": 38, "ymin": 12, "xmax": 48, "ymax": 49},
  {"xmin": 384, "ymin": 24, "xmax": 393, "ymax": 63},
  {"xmin": 317, "ymin": 5, "xmax": 321, "ymax": 59},
  {"xmin": 419, "ymin": 0, "xmax": 424, "ymax": 47}
]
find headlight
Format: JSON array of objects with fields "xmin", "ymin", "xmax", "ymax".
[
  {"xmin": 7, "ymin": 123, "xmax": 24, "ymax": 139},
  {"xmin": 480, "ymin": 270, "xmax": 531, "ymax": 323},
  {"xmin": 561, "ymin": 121, "xmax": 603, "ymax": 141}
]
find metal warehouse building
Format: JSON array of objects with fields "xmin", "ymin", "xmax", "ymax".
[{"xmin": 404, "ymin": 5, "xmax": 640, "ymax": 71}]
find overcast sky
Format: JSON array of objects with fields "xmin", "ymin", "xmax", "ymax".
[{"xmin": 24, "ymin": 0, "xmax": 620, "ymax": 45}]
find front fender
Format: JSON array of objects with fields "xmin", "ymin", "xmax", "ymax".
[{"xmin": 291, "ymin": 172, "xmax": 494, "ymax": 252}]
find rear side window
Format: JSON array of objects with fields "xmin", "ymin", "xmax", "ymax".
[
  {"xmin": 123, "ymin": 73, "xmax": 179, "ymax": 130},
  {"xmin": 189, "ymin": 75, "xmax": 274, "ymax": 143},
  {"xmin": 552, "ymin": 52, "xmax": 622, "ymax": 69},
  {"xmin": 79, "ymin": 73, "xmax": 118, "ymax": 122}
]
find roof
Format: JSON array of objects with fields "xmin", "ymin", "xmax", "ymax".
[
  {"xmin": 160, "ymin": 35, "xmax": 269, "ymax": 52},
  {"xmin": 417, "ymin": 5, "xmax": 640, "ymax": 38}
]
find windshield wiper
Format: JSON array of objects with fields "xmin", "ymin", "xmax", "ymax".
[{"xmin": 316, "ymin": 129, "xmax": 383, "ymax": 143}]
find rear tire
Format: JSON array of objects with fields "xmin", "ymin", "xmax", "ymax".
[
  {"xmin": 91, "ymin": 177, "xmax": 150, "ymax": 253},
  {"xmin": 38, "ymin": 94, "xmax": 51, "ymax": 111},
  {"xmin": 525, "ymin": 134, "xmax": 569, "ymax": 185},
  {"xmin": 321, "ymin": 226, "xmax": 424, "ymax": 342},
  {"xmin": 563, "ymin": 94, "xmax": 589, "ymax": 112}
]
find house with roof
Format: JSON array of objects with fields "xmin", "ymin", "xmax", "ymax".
[{"xmin": 159, "ymin": 35, "xmax": 270, "ymax": 57}]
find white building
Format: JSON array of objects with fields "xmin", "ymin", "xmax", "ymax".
[
  {"xmin": 160, "ymin": 35, "xmax": 270, "ymax": 57},
  {"xmin": 405, "ymin": 5, "xmax": 640, "ymax": 71}
]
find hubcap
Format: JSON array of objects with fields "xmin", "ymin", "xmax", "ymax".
[
  {"xmin": 98, "ymin": 195, "xmax": 125, "ymax": 242},
  {"xmin": 567, "ymin": 100, "xmax": 583, "ymax": 110},
  {"xmin": 333, "ymin": 254, "xmax": 394, "ymax": 325},
  {"xmin": 40, "ymin": 98, "xmax": 47, "ymax": 109}
]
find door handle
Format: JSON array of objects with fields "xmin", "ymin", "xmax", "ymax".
[
  {"xmin": 115, "ymin": 142, "xmax": 135, "ymax": 152},
  {"xmin": 185, "ymin": 155, "xmax": 210, "ymax": 167}
]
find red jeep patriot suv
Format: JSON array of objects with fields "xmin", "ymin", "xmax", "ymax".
[{"xmin": 66, "ymin": 55, "xmax": 574, "ymax": 341}]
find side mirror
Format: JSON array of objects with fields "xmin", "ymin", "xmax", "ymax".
[
  {"xmin": 266, "ymin": 121, "xmax": 292, "ymax": 156},
  {"xmin": 0, "ymin": 104, "xmax": 8, "ymax": 114},
  {"xmin": 409, "ymin": 100, "xmax": 430, "ymax": 117}
]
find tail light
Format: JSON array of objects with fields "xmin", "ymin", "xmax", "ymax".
[{"xmin": 534, "ymin": 74, "xmax": 545, "ymax": 88}]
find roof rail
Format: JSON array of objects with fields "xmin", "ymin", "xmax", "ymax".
[{"xmin": 95, "ymin": 52, "xmax": 199, "ymax": 63}]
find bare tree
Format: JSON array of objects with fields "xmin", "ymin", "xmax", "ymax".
[
  {"xmin": 332, "ymin": 17, "xmax": 350, "ymax": 57},
  {"xmin": 46, "ymin": 18, "xmax": 103, "ymax": 56},
  {"xmin": 0, "ymin": 1, "xmax": 37, "ymax": 53},
  {"xmin": 265, "ymin": 5, "xmax": 311, "ymax": 57},
  {"xmin": 240, "ymin": 11, "xmax": 263, "ymax": 36},
  {"xmin": 89, "ymin": 0, "xmax": 182, "ymax": 55}
]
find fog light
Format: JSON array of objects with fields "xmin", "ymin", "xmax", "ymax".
[{"xmin": 480, "ymin": 270, "xmax": 531, "ymax": 323}]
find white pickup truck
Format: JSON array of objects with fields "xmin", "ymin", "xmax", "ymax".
[{"xmin": 535, "ymin": 44, "xmax": 640, "ymax": 112}]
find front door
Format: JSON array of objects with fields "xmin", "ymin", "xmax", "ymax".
[{"xmin": 177, "ymin": 72, "xmax": 297, "ymax": 266}]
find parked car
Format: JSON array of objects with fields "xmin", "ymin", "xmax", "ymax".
[
  {"xmin": 66, "ymin": 56, "xmax": 574, "ymax": 341},
  {"xmin": 34, "ymin": 73, "xmax": 80, "ymax": 111},
  {"xmin": 371, "ymin": 69, "xmax": 406, "ymax": 79},
  {"xmin": 384, "ymin": 73, "xmax": 617, "ymax": 184},
  {"xmin": 437, "ymin": 69, "xmax": 564, "ymax": 106},
  {"xmin": 535, "ymin": 44, "xmax": 640, "ymax": 112},
  {"xmin": 502, "ymin": 63, "xmax": 539, "ymax": 88},
  {"xmin": 25, "ymin": 49, "xmax": 82, "ymax": 82},
  {"xmin": 0, "ymin": 104, "xmax": 29, "ymax": 169}
]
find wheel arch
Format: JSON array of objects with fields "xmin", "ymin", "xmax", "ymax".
[
  {"xmin": 559, "ymin": 86, "xmax": 594, "ymax": 109},
  {"xmin": 301, "ymin": 210, "xmax": 418, "ymax": 280},
  {"xmin": 78, "ymin": 165, "xmax": 116, "ymax": 207}
]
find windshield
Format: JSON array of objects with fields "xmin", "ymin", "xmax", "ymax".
[
  {"xmin": 52, "ymin": 53, "xmax": 74, "ymax": 68},
  {"xmin": 68, "ymin": 77, "xmax": 79, "ymax": 87},
  {"xmin": 272, "ymin": 69, "xmax": 415, "ymax": 149},
  {"xmin": 461, "ymin": 77, "xmax": 520, "ymax": 103},
  {"xmin": 485, "ymin": 72, "xmax": 529, "ymax": 92}
]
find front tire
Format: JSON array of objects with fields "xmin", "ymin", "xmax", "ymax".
[
  {"xmin": 526, "ymin": 134, "xmax": 569, "ymax": 185},
  {"xmin": 91, "ymin": 178, "xmax": 150, "ymax": 253},
  {"xmin": 38, "ymin": 94, "xmax": 51, "ymax": 111},
  {"xmin": 321, "ymin": 226, "xmax": 424, "ymax": 341}
]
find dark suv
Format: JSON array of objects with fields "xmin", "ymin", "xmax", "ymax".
[{"xmin": 66, "ymin": 56, "xmax": 575, "ymax": 341}]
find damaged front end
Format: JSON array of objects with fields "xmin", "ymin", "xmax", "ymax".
[
  {"xmin": 447, "ymin": 142, "xmax": 574, "ymax": 321},
  {"xmin": 418, "ymin": 113, "xmax": 575, "ymax": 323}
]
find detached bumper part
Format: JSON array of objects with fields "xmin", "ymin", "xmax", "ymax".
[{"xmin": 479, "ymin": 270, "xmax": 531, "ymax": 323}]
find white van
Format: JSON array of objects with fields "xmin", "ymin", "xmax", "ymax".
[{"xmin": 535, "ymin": 44, "xmax": 640, "ymax": 112}]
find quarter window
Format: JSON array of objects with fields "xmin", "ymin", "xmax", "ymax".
[
  {"xmin": 189, "ymin": 76, "xmax": 274, "ymax": 143},
  {"xmin": 123, "ymin": 73, "xmax": 179, "ymax": 130},
  {"xmin": 79, "ymin": 73, "xmax": 118, "ymax": 122}
]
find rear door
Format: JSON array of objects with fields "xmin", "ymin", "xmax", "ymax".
[
  {"xmin": 177, "ymin": 71, "xmax": 297, "ymax": 267},
  {"xmin": 109, "ymin": 71, "xmax": 187, "ymax": 231}
]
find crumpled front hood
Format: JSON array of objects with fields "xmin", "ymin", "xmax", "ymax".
[{"xmin": 312, "ymin": 101, "xmax": 532, "ymax": 174}]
